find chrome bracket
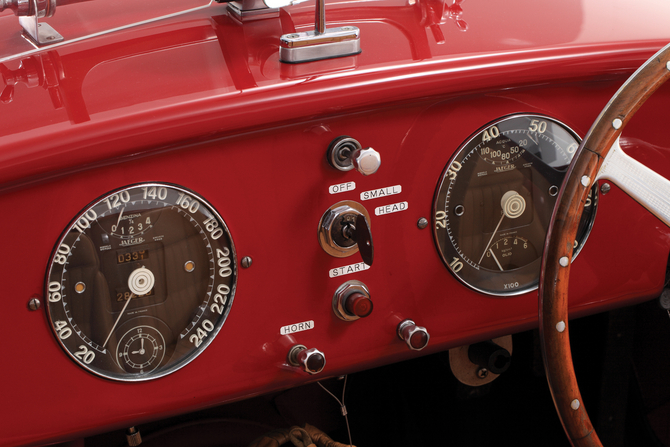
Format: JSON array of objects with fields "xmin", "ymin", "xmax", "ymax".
[
  {"xmin": 279, "ymin": 0, "xmax": 360, "ymax": 63},
  {"xmin": 18, "ymin": 0, "xmax": 62, "ymax": 46},
  {"xmin": 227, "ymin": 0, "xmax": 280, "ymax": 21}
]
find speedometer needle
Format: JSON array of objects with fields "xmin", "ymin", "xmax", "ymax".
[
  {"xmin": 101, "ymin": 267, "xmax": 155, "ymax": 350},
  {"xmin": 102, "ymin": 292, "xmax": 135, "ymax": 349},
  {"xmin": 489, "ymin": 249, "xmax": 504, "ymax": 271}
]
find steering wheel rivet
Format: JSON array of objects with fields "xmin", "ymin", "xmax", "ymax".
[
  {"xmin": 580, "ymin": 176, "xmax": 590, "ymax": 187},
  {"xmin": 612, "ymin": 118, "xmax": 623, "ymax": 130},
  {"xmin": 570, "ymin": 399, "xmax": 580, "ymax": 410},
  {"xmin": 555, "ymin": 321, "xmax": 566, "ymax": 333},
  {"xmin": 559, "ymin": 256, "xmax": 569, "ymax": 267}
]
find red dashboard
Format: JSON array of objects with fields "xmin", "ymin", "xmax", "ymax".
[{"xmin": 2, "ymin": 0, "xmax": 670, "ymax": 445}]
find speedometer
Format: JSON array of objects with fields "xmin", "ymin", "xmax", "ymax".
[
  {"xmin": 433, "ymin": 115, "xmax": 597, "ymax": 296},
  {"xmin": 45, "ymin": 183, "xmax": 236, "ymax": 381}
]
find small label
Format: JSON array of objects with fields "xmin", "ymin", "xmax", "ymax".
[
  {"xmin": 375, "ymin": 201, "xmax": 409, "ymax": 216},
  {"xmin": 360, "ymin": 185, "xmax": 402, "ymax": 201},
  {"xmin": 329, "ymin": 261, "xmax": 370, "ymax": 278},
  {"xmin": 280, "ymin": 320, "xmax": 315, "ymax": 335},
  {"xmin": 329, "ymin": 181, "xmax": 356, "ymax": 194}
]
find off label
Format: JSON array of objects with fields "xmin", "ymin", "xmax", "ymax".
[
  {"xmin": 329, "ymin": 181, "xmax": 356, "ymax": 195},
  {"xmin": 329, "ymin": 261, "xmax": 370, "ymax": 278},
  {"xmin": 280, "ymin": 320, "xmax": 315, "ymax": 335},
  {"xmin": 375, "ymin": 201, "xmax": 408, "ymax": 216}
]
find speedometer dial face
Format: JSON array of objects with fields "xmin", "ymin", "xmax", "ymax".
[
  {"xmin": 46, "ymin": 183, "xmax": 236, "ymax": 381},
  {"xmin": 433, "ymin": 115, "xmax": 597, "ymax": 296}
]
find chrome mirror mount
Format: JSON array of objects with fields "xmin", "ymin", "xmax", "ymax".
[
  {"xmin": 278, "ymin": 0, "xmax": 360, "ymax": 63},
  {"xmin": 2, "ymin": 0, "xmax": 63, "ymax": 46}
]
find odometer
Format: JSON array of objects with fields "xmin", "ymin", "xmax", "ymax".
[
  {"xmin": 433, "ymin": 115, "xmax": 597, "ymax": 296},
  {"xmin": 45, "ymin": 183, "xmax": 236, "ymax": 381}
]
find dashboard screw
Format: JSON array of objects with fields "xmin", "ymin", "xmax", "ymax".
[
  {"xmin": 600, "ymin": 183, "xmax": 611, "ymax": 195},
  {"xmin": 28, "ymin": 297, "xmax": 41, "ymax": 311},
  {"xmin": 241, "ymin": 256, "xmax": 253, "ymax": 268},
  {"xmin": 477, "ymin": 367, "xmax": 489, "ymax": 379},
  {"xmin": 417, "ymin": 217, "xmax": 428, "ymax": 229}
]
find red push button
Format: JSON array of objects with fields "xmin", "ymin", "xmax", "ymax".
[{"xmin": 344, "ymin": 292, "xmax": 374, "ymax": 318}]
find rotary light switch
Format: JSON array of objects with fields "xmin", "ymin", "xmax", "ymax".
[
  {"xmin": 318, "ymin": 201, "xmax": 374, "ymax": 266},
  {"xmin": 327, "ymin": 136, "xmax": 381, "ymax": 176},
  {"xmin": 288, "ymin": 345, "xmax": 326, "ymax": 375},
  {"xmin": 397, "ymin": 319, "xmax": 430, "ymax": 351}
]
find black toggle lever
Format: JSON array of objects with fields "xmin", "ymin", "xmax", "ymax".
[{"xmin": 341, "ymin": 213, "xmax": 374, "ymax": 266}]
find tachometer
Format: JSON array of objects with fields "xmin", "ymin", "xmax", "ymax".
[
  {"xmin": 45, "ymin": 183, "xmax": 236, "ymax": 381},
  {"xmin": 433, "ymin": 115, "xmax": 597, "ymax": 296}
]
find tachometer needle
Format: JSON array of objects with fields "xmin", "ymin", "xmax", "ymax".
[
  {"xmin": 102, "ymin": 292, "xmax": 135, "ymax": 349},
  {"xmin": 478, "ymin": 211, "xmax": 505, "ymax": 264},
  {"xmin": 489, "ymin": 249, "xmax": 504, "ymax": 271}
]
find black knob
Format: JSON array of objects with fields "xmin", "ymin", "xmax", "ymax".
[{"xmin": 468, "ymin": 340, "xmax": 511, "ymax": 375}]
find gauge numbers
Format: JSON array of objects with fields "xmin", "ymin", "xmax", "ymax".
[
  {"xmin": 433, "ymin": 115, "xmax": 597, "ymax": 296},
  {"xmin": 46, "ymin": 183, "xmax": 236, "ymax": 381}
]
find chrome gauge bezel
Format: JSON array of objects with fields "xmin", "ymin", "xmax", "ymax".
[
  {"xmin": 45, "ymin": 183, "xmax": 237, "ymax": 381},
  {"xmin": 433, "ymin": 114, "xmax": 598, "ymax": 296}
]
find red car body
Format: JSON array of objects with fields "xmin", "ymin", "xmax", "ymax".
[{"xmin": 2, "ymin": 0, "xmax": 670, "ymax": 445}]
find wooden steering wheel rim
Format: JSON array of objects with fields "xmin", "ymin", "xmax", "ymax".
[{"xmin": 539, "ymin": 42, "xmax": 670, "ymax": 447}]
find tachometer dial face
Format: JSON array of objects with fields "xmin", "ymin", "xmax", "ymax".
[
  {"xmin": 433, "ymin": 115, "xmax": 597, "ymax": 296},
  {"xmin": 46, "ymin": 183, "xmax": 236, "ymax": 381}
]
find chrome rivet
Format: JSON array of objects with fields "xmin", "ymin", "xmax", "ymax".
[
  {"xmin": 184, "ymin": 261, "xmax": 195, "ymax": 272},
  {"xmin": 612, "ymin": 118, "xmax": 623, "ymax": 130},
  {"xmin": 559, "ymin": 256, "xmax": 569, "ymax": 267},
  {"xmin": 241, "ymin": 256, "xmax": 253, "ymax": 268},
  {"xmin": 417, "ymin": 217, "xmax": 428, "ymax": 229},
  {"xmin": 454, "ymin": 205, "xmax": 465, "ymax": 216},
  {"xmin": 28, "ymin": 297, "xmax": 41, "ymax": 311},
  {"xmin": 556, "ymin": 321, "xmax": 566, "ymax": 333},
  {"xmin": 548, "ymin": 185, "xmax": 559, "ymax": 197},
  {"xmin": 75, "ymin": 282, "xmax": 86, "ymax": 293},
  {"xmin": 571, "ymin": 399, "xmax": 580, "ymax": 410},
  {"xmin": 477, "ymin": 367, "xmax": 489, "ymax": 379},
  {"xmin": 601, "ymin": 183, "xmax": 611, "ymax": 194},
  {"xmin": 581, "ymin": 176, "xmax": 590, "ymax": 187},
  {"xmin": 666, "ymin": 61, "xmax": 670, "ymax": 70}
]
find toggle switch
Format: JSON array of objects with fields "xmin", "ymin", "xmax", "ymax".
[
  {"xmin": 332, "ymin": 280, "xmax": 373, "ymax": 321},
  {"xmin": 397, "ymin": 319, "xmax": 430, "ymax": 351},
  {"xmin": 327, "ymin": 136, "xmax": 381, "ymax": 176},
  {"xmin": 287, "ymin": 345, "xmax": 326, "ymax": 375}
]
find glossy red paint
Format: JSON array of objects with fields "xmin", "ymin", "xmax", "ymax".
[{"xmin": 1, "ymin": 0, "xmax": 670, "ymax": 445}]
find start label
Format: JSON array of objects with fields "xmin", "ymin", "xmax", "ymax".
[{"xmin": 329, "ymin": 261, "xmax": 370, "ymax": 278}]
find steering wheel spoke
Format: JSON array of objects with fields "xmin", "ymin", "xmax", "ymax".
[{"xmin": 597, "ymin": 137, "xmax": 670, "ymax": 226}]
